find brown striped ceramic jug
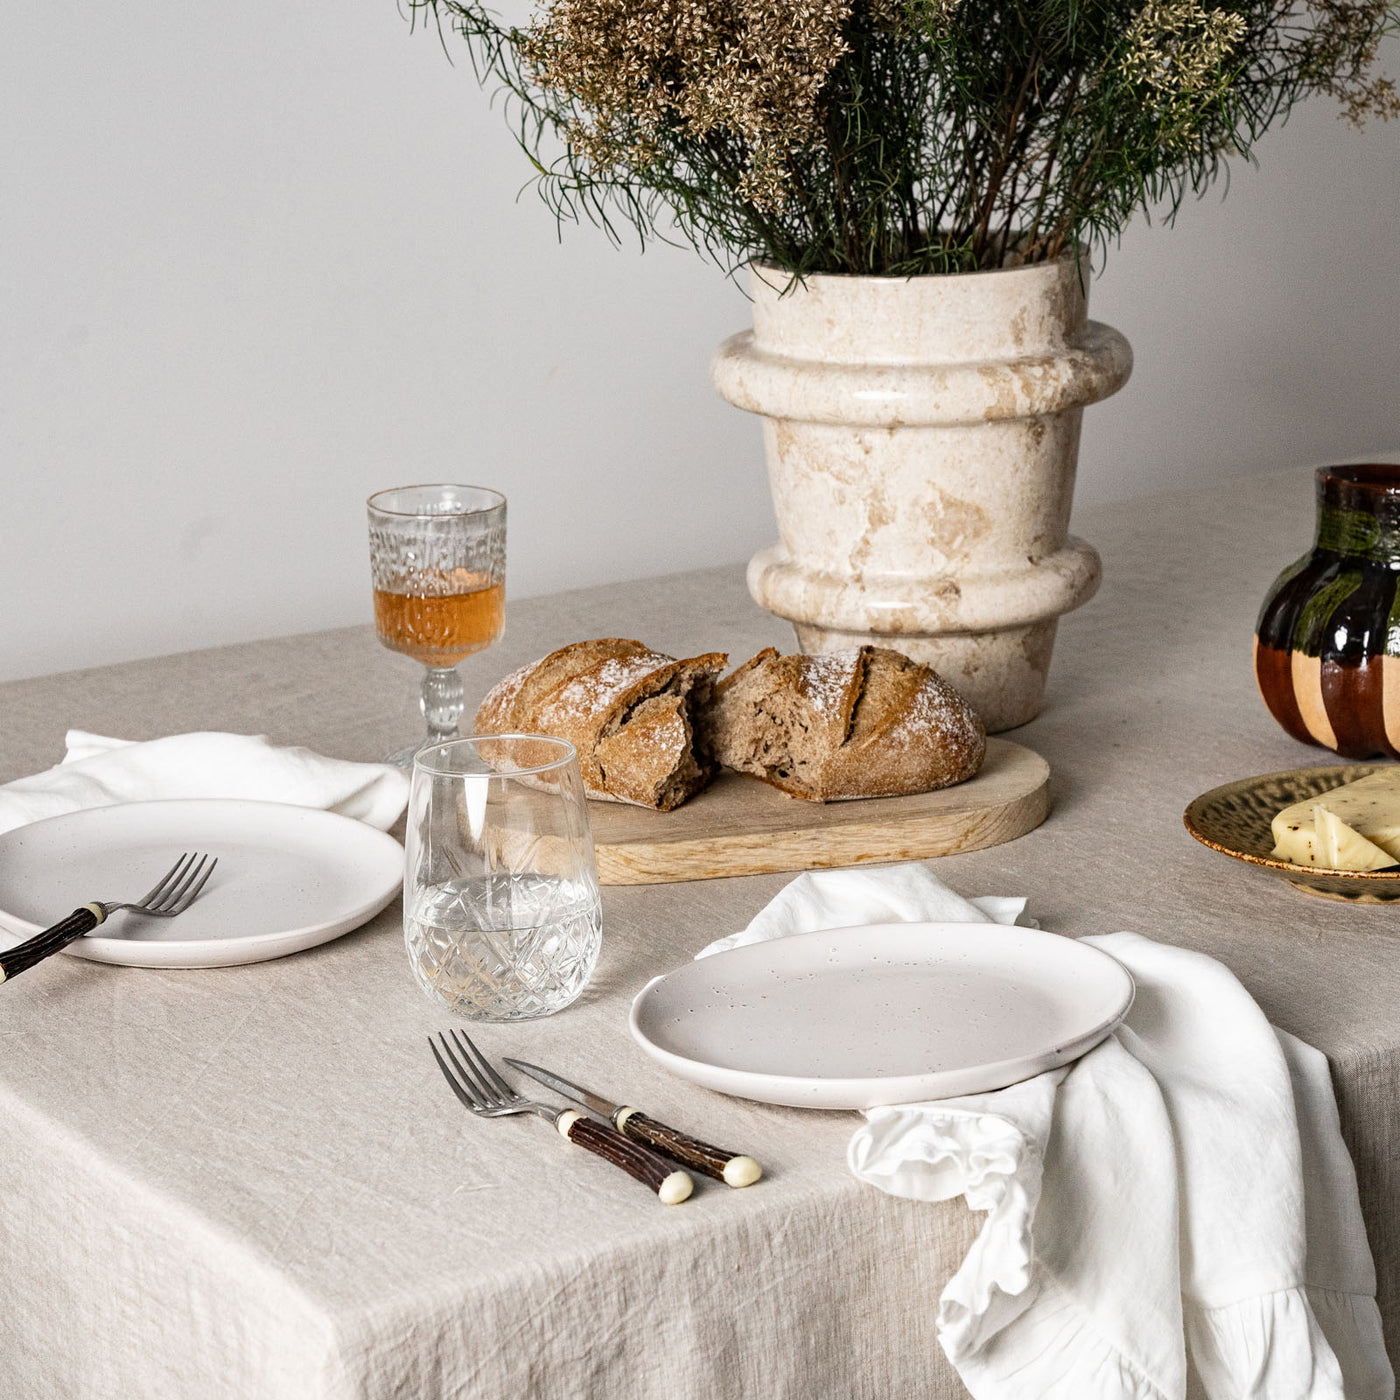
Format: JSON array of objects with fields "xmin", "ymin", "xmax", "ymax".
[{"xmin": 1255, "ymin": 464, "xmax": 1400, "ymax": 758}]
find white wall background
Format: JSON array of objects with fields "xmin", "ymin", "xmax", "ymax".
[{"xmin": 2, "ymin": 5, "xmax": 1397, "ymax": 683}]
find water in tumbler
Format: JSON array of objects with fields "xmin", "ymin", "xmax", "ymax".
[{"xmin": 405, "ymin": 872, "xmax": 602, "ymax": 1019}]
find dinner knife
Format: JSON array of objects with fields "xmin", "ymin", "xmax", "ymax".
[{"xmin": 504, "ymin": 1058, "xmax": 762, "ymax": 1188}]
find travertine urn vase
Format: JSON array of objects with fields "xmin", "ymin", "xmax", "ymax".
[{"xmin": 711, "ymin": 257, "xmax": 1133, "ymax": 731}]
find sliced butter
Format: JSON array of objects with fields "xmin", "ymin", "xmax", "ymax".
[{"xmin": 1271, "ymin": 768, "xmax": 1400, "ymax": 869}]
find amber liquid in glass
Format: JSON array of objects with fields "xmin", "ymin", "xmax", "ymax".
[{"xmin": 373, "ymin": 571, "xmax": 504, "ymax": 667}]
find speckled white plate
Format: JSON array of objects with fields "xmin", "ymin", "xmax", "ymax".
[
  {"xmin": 0, "ymin": 800, "xmax": 402, "ymax": 968},
  {"xmin": 630, "ymin": 921, "xmax": 1134, "ymax": 1109}
]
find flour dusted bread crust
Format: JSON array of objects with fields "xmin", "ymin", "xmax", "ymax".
[
  {"xmin": 701, "ymin": 646, "xmax": 985, "ymax": 801},
  {"xmin": 474, "ymin": 639, "xmax": 727, "ymax": 810},
  {"xmin": 476, "ymin": 639, "xmax": 984, "ymax": 809}
]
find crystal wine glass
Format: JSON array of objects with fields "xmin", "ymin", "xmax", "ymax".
[{"xmin": 368, "ymin": 484, "xmax": 507, "ymax": 768}]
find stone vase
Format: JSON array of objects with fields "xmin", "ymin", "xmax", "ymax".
[{"xmin": 711, "ymin": 257, "xmax": 1133, "ymax": 731}]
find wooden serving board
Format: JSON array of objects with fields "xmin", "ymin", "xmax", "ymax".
[{"xmin": 589, "ymin": 737, "xmax": 1049, "ymax": 885}]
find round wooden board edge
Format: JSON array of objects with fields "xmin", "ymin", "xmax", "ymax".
[{"xmin": 594, "ymin": 738, "xmax": 1051, "ymax": 885}]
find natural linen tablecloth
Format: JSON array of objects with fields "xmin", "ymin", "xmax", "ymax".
[
  {"xmin": 702, "ymin": 865, "xmax": 1394, "ymax": 1400},
  {"xmin": 6, "ymin": 470, "xmax": 1400, "ymax": 1400}
]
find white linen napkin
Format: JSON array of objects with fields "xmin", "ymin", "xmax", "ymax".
[
  {"xmin": 0, "ymin": 731, "xmax": 410, "ymax": 834},
  {"xmin": 700, "ymin": 866, "xmax": 1393, "ymax": 1400}
]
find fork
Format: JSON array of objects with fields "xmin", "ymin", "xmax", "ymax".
[
  {"xmin": 429, "ymin": 1030, "xmax": 694, "ymax": 1205},
  {"xmin": 0, "ymin": 852, "xmax": 218, "ymax": 984}
]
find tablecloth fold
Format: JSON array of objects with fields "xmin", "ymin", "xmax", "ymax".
[
  {"xmin": 704, "ymin": 865, "xmax": 1393, "ymax": 1400},
  {"xmin": 0, "ymin": 730, "xmax": 409, "ymax": 834}
]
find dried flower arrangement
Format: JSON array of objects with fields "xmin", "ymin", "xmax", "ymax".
[{"xmin": 413, "ymin": 0, "xmax": 1397, "ymax": 274}]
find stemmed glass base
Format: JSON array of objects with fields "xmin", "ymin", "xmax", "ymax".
[
  {"xmin": 385, "ymin": 740, "xmax": 433, "ymax": 772},
  {"xmin": 386, "ymin": 665, "xmax": 466, "ymax": 770}
]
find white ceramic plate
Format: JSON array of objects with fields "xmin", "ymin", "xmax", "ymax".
[
  {"xmin": 630, "ymin": 921, "xmax": 1134, "ymax": 1109},
  {"xmin": 0, "ymin": 800, "xmax": 403, "ymax": 968}
]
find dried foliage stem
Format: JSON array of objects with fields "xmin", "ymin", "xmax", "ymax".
[{"xmin": 414, "ymin": 0, "xmax": 1398, "ymax": 275}]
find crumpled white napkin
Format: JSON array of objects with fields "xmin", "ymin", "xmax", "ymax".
[
  {"xmin": 0, "ymin": 731, "xmax": 410, "ymax": 834},
  {"xmin": 701, "ymin": 865, "xmax": 1393, "ymax": 1400}
]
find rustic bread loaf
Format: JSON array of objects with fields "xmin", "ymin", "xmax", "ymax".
[
  {"xmin": 474, "ymin": 639, "xmax": 727, "ymax": 810},
  {"xmin": 700, "ymin": 646, "xmax": 985, "ymax": 801}
]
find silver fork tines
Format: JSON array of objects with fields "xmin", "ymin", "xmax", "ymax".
[
  {"xmin": 109, "ymin": 852, "xmax": 218, "ymax": 919},
  {"xmin": 428, "ymin": 1031, "xmax": 696, "ymax": 1204},
  {"xmin": 430, "ymin": 1031, "xmax": 552, "ymax": 1123}
]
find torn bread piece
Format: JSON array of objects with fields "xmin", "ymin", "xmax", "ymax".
[
  {"xmin": 474, "ymin": 639, "xmax": 727, "ymax": 810},
  {"xmin": 700, "ymin": 645, "xmax": 985, "ymax": 801}
]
